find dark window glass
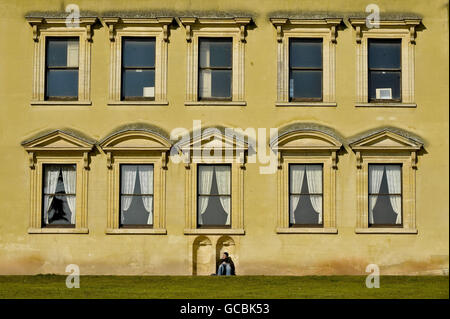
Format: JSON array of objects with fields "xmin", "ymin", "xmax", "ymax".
[
  {"xmin": 197, "ymin": 165, "xmax": 231, "ymax": 227},
  {"xmin": 368, "ymin": 39, "xmax": 401, "ymax": 101},
  {"xmin": 289, "ymin": 164, "xmax": 323, "ymax": 226},
  {"xmin": 45, "ymin": 37, "xmax": 79, "ymax": 100},
  {"xmin": 289, "ymin": 38, "xmax": 323, "ymax": 101},
  {"xmin": 120, "ymin": 165, "xmax": 154, "ymax": 227},
  {"xmin": 121, "ymin": 37, "xmax": 156, "ymax": 100},
  {"xmin": 369, "ymin": 164, "xmax": 402, "ymax": 226},
  {"xmin": 198, "ymin": 38, "xmax": 232, "ymax": 100},
  {"xmin": 42, "ymin": 164, "xmax": 76, "ymax": 227}
]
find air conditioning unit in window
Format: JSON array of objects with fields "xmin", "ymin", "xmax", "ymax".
[{"xmin": 376, "ymin": 88, "xmax": 392, "ymax": 100}]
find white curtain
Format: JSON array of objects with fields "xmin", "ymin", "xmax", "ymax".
[
  {"xmin": 199, "ymin": 41, "xmax": 211, "ymax": 97},
  {"xmin": 61, "ymin": 165, "xmax": 77, "ymax": 224},
  {"xmin": 43, "ymin": 165, "xmax": 60, "ymax": 224},
  {"xmin": 306, "ymin": 165, "xmax": 323, "ymax": 224},
  {"xmin": 121, "ymin": 165, "xmax": 137, "ymax": 223},
  {"xmin": 369, "ymin": 165, "xmax": 384, "ymax": 224},
  {"xmin": 215, "ymin": 166, "xmax": 231, "ymax": 225},
  {"xmin": 290, "ymin": 165, "xmax": 305, "ymax": 224},
  {"xmin": 386, "ymin": 165, "xmax": 402, "ymax": 224},
  {"xmin": 139, "ymin": 165, "xmax": 154, "ymax": 225},
  {"xmin": 198, "ymin": 166, "xmax": 214, "ymax": 225}
]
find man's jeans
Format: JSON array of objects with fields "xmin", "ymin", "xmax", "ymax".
[{"xmin": 217, "ymin": 263, "xmax": 232, "ymax": 276}]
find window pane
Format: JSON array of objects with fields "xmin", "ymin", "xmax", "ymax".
[
  {"xmin": 46, "ymin": 38, "xmax": 79, "ymax": 67},
  {"xmin": 46, "ymin": 69, "xmax": 78, "ymax": 98},
  {"xmin": 368, "ymin": 39, "xmax": 401, "ymax": 69},
  {"xmin": 122, "ymin": 69, "xmax": 155, "ymax": 99},
  {"xmin": 122, "ymin": 38, "xmax": 155, "ymax": 67},
  {"xmin": 199, "ymin": 38, "xmax": 232, "ymax": 68},
  {"xmin": 370, "ymin": 194, "xmax": 401, "ymax": 225},
  {"xmin": 290, "ymin": 70, "xmax": 322, "ymax": 99},
  {"xmin": 290, "ymin": 38, "xmax": 322, "ymax": 68},
  {"xmin": 199, "ymin": 69, "xmax": 232, "ymax": 98},
  {"xmin": 369, "ymin": 71, "xmax": 401, "ymax": 100},
  {"xmin": 290, "ymin": 194, "xmax": 322, "ymax": 225}
]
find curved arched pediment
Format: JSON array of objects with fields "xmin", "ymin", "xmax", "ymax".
[
  {"xmin": 271, "ymin": 130, "xmax": 342, "ymax": 151},
  {"xmin": 99, "ymin": 129, "xmax": 171, "ymax": 151}
]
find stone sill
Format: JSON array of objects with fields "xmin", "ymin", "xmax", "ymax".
[
  {"xmin": 355, "ymin": 228, "xmax": 418, "ymax": 234},
  {"xmin": 31, "ymin": 101, "xmax": 92, "ymax": 106},
  {"xmin": 108, "ymin": 101, "xmax": 169, "ymax": 106},
  {"xmin": 28, "ymin": 228, "xmax": 89, "ymax": 234},
  {"xmin": 184, "ymin": 228, "xmax": 245, "ymax": 235},
  {"xmin": 355, "ymin": 103, "xmax": 417, "ymax": 108},
  {"xmin": 277, "ymin": 227, "xmax": 338, "ymax": 234},
  {"xmin": 105, "ymin": 228, "xmax": 167, "ymax": 235},
  {"xmin": 185, "ymin": 101, "xmax": 246, "ymax": 106},
  {"xmin": 276, "ymin": 102, "xmax": 337, "ymax": 107}
]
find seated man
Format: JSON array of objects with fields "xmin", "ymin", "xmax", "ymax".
[{"xmin": 216, "ymin": 252, "xmax": 235, "ymax": 276}]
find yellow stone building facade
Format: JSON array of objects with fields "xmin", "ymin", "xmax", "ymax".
[{"xmin": 0, "ymin": 0, "xmax": 448, "ymax": 275}]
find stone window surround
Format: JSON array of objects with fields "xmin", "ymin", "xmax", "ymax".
[
  {"xmin": 26, "ymin": 16, "xmax": 97, "ymax": 106},
  {"xmin": 270, "ymin": 17, "xmax": 342, "ymax": 107},
  {"xmin": 349, "ymin": 18, "xmax": 421, "ymax": 108}
]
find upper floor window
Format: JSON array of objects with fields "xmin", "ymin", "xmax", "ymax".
[
  {"xmin": 369, "ymin": 164, "xmax": 402, "ymax": 226},
  {"xmin": 198, "ymin": 38, "xmax": 232, "ymax": 100},
  {"xmin": 289, "ymin": 38, "xmax": 323, "ymax": 101},
  {"xmin": 289, "ymin": 164, "xmax": 323, "ymax": 226},
  {"xmin": 121, "ymin": 37, "xmax": 156, "ymax": 101},
  {"xmin": 368, "ymin": 39, "xmax": 401, "ymax": 102},
  {"xmin": 43, "ymin": 164, "xmax": 76, "ymax": 227},
  {"xmin": 45, "ymin": 38, "xmax": 79, "ymax": 100},
  {"xmin": 120, "ymin": 164, "xmax": 154, "ymax": 227},
  {"xmin": 197, "ymin": 164, "xmax": 231, "ymax": 227}
]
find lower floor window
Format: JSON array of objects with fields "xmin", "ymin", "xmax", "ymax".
[
  {"xmin": 197, "ymin": 164, "xmax": 231, "ymax": 227},
  {"xmin": 369, "ymin": 164, "xmax": 402, "ymax": 226},
  {"xmin": 289, "ymin": 164, "xmax": 323, "ymax": 226},
  {"xmin": 120, "ymin": 164, "xmax": 154, "ymax": 227},
  {"xmin": 42, "ymin": 164, "xmax": 76, "ymax": 227}
]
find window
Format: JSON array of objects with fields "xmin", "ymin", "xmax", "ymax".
[
  {"xmin": 368, "ymin": 164, "xmax": 402, "ymax": 226},
  {"xmin": 198, "ymin": 38, "xmax": 232, "ymax": 100},
  {"xmin": 180, "ymin": 17, "xmax": 251, "ymax": 105},
  {"xmin": 120, "ymin": 164, "xmax": 154, "ymax": 227},
  {"xmin": 121, "ymin": 38, "xmax": 156, "ymax": 101},
  {"xmin": 368, "ymin": 39, "xmax": 401, "ymax": 102},
  {"xmin": 289, "ymin": 164, "xmax": 323, "ymax": 226},
  {"xmin": 289, "ymin": 39, "xmax": 323, "ymax": 101},
  {"xmin": 42, "ymin": 164, "xmax": 76, "ymax": 227},
  {"xmin": 197, "ymin": 165, "xmax": 231, "ymax": 227},
  {"xmin": 45, "ymin": 38, "xmax": 79, "ymax": 100},
  {"xmin": 270, "ymin": 17, "xmax": 341, "ymax": 107},
  {"xmin": 27, "ymin": 16, "xmax": 96, "ymax": 105}
]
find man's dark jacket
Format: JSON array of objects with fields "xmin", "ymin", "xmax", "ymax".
[{"xmin": 216, "ymin": 257, "xmax": 236, "ymax": 275}]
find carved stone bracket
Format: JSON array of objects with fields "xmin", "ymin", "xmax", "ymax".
[
  {"xmin": 355, "ymin": 25, "xmax": 362, "ymax": 44},
  {"xmin": 411, "ymin": 151, "xmax": 417, "ymax": 169},
  {"xmin": 161, "ymin": 151, "xmax": 168, "ymax": 169},
  {"xmin": 83, "ymin": 152, "xmax": 89, "ymax": 169},
  {"xmin": 29, "ymin": 152, "xmax": 35, "ymax": 169},
  {"xmin": 332, "ymin": 151, "xmax": 337, "ymax": 169},
  {"xmin": 106, "ymin": 152, "xmax": 112, "ymax": 169},
  {"xmin": 356, "ymin": 151, "xmax": 362, "ymax": 169}
]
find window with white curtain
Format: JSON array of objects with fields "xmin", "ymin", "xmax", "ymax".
[
  {"xmin": 197, "ymin": 164, "xmax": 231, "ymax": 227},
  {"xmin": 198, "ymin": 38, "xmax": 232, "ymax": 100},
  {"xmin": 369, "ymin": 164, "xmax": 402, "ymax": 226},
  {"xmin": 289, "ymin": 164, "xmax": 323, "ymax": 226},
  {"xmin": 120, "ymin": 164, "xmax": 154, "ymax": 227},
  {"xmin": 42, "ymin": 164, "xmax": 76, "ymax": 227}
]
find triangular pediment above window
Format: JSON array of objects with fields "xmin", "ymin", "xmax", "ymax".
[
  {"xmin": 271, "ymin": 130, "xmax": 342, "ymax": 151},
  {"xmin": 178, "ymin": 129, "xmax": 249, "ymax": 153},
  {"xmin": 21, "ymin": 130, "xmax": 95, "ymax": 151},
  {"xmin": 99, "ymin": 129, "xmax": 171, "ymax": 151},
  {"xmin": 349, "ymin": 129, "xmax": 423, "ymax": 151}
]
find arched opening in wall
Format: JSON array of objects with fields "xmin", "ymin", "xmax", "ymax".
[
  {"xmin": 216, "ymin": 236, "xmax": 236, "ymax": 274},
  {"xmin": 192, "ymin": 236, "xmax": 213, "ymax": 275}
]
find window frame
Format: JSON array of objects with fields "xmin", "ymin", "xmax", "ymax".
[
  {"xmin": 196, "ymin": 164, "xmax": 232, "ymax": 228},
  {"xmin": 288, "ymin": 163, "xmax": 324, "ymax": 228},
  {"xmin": 119, "ymin": 163, "xmax": 155, "ymax": 229},
  {"xmin": 27, "ymin": 17, "xmax": 96, "ymax": 106}
]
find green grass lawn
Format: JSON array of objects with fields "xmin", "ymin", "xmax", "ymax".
[{"xmin": 0, "ymin": 275, "xmax": 448, "ymax": 299}]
